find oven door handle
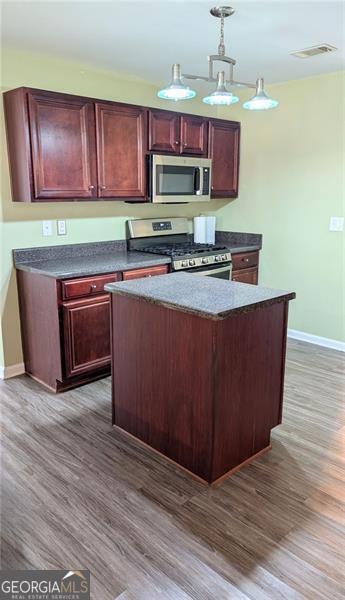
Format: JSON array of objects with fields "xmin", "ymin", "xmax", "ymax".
[
  {"xmin": 192, "ymin": 264, "xmax": 232, "ymax": 277},
  {"xmin": 194, "ymin": 167, "xmax": 203, "ymax": 196}
]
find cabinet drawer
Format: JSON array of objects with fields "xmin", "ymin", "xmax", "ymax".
[
  {"xmin": 122, "ymin": 264, "xmax": 169, "ymax": 280},
  {"xmin": 62, "ymin": 273, "xmax": 120, "ymax": 300},
  {"xmin": 232, "ymin": 267, "xmax": 258, "ymax": 285},
  {"xmin": 231, "ymin": 251, "xmax": 259, "ymax": 271}
]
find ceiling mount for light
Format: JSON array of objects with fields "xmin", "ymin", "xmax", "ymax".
[
  {"xmin": 157, "ymin": 6, "xmax": 279, "ymax": 111},
  {"xmin": 210, "ymin": 6, "xmax": 235, "ymax": 19}
]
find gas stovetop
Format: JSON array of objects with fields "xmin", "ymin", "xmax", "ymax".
[
  {"xmin": 139, "ymin": 242, "xmax": 228, "ymax": 257},
  {"xmin": 127, "ymin": 217, "xmax": 232, "ymax": 271},
  {"xmin": 135, "ymin": 242, "xmax": 231, "ymax": 270}
]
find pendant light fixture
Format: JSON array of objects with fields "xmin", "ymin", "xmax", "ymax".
[
  {"xmin": 157, "ymin": 64, "xmax": 196, "ymax": 101},
  {"xmin": 243, "ymin": 78, "xmax": 279, "ymax": 110},
  {"xmin": 157, "ymin": 6, "xmax": 279, "ymax": 111},
  {"xmin": 202, "ymin": 71, "xmax": 239, "ymax": 105}
]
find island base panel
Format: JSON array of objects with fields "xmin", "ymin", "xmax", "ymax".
[
  {"xmin": 111, "ymin": 294, "xmax": 289, "ymax": 484},
  {"xmin": 211, "ymin": 301, "xmax": 288, "ymax": 481},
  {"xmin": 111, "ymin": 295, "xmax": 214, "ymax": 481}
]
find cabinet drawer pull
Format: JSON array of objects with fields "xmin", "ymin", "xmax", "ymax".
[
  {"xmin": 243, "ymin": 258, "xmax": 250, "ymax": 263},
  {"xmin": 90, "ymin": 284, "xmax": 97, "ymax": 290},
  {"xmin": 100, "ymin": 185, "xmax": 107, "ymax": 190}
]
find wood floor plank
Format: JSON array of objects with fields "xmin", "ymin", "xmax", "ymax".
[{"xmin": 1, "ymin": 339, "xmax": 344, "ymax": 599}]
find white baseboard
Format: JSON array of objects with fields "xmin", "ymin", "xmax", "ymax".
[
  {"xmin": 288, "ymin": 329, "xmax": 345, "ymax": 353},
  {"xmin": 0, "ymin": 362, "xmax": 25, "ymax": 379}
]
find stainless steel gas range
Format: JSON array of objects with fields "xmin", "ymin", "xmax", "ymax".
[{"xmin": 126, "ymin": 218, "xmax": 232, "ymax": 280}]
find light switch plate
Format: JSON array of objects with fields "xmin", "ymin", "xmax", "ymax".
[
  {"xmin": 329, "ymin": 216, "xmax": 344, "ymax": 232},
  {"xmin": 42, "ymin": 220, "xmax": 53, "ymax": 236},
  {"xmin": 57, "ymin": 220, "xmax": 67, "ymax": 235}
]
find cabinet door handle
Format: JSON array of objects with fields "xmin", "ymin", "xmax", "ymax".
[
  {"xmin": 100, "ymin": 185, "xmax": 107, "ymax": 190},
  {"xmin": 175, "ymin": 140, "xmax": 179, "ymax": 145},
  {"xmin": 89, "ymin": 185, "xmax": 95, "ymax": 190}
]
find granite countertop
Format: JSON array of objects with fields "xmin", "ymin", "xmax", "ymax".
[
  {"xmin": 14, "ymin": 252, "xmax": 171, "ymax": 279},
  {"xmin": 13, "ymin": 232, "xmax": 262, "ymax": 280},
  {"xmin": 227, "ymin": 243, "xmax": 261, "ymax": 253},
  {"xmin": 105, "ymin": 272, "xmax": 295, "ymax": 320},
  {"xmin": 216, "ymin": 231, "xmax": 262, "ymax": 254}
]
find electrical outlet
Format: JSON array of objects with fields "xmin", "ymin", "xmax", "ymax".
[
  {"xmin": 329, "ymin": 217, "xmax": 344, "ymax": 232},
  {"xmin": 57, "ymin": 220, "xmax": 67, "ymax": 235},
  {"xmin": 42, "ymin": 220, "xmax": 53, "ymax": 236}
]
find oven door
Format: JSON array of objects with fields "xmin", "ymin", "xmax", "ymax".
[
  {"xmin": 151, "ymin": 155, "xmax": 211, "ymax": 203},
  {"xmin": 186, "ymin": 263, "xmax": 232, "ymax": 280}
]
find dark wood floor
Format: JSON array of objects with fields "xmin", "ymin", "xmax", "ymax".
[{"xmin": 1, "ymin": 339, "xmax": 344, "ymax": 599}]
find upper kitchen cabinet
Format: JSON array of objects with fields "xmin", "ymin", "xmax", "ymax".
[
  {"xmin": 148, "ymin": 109, "xmax": 207, "ymax": 156},
  {"xmin": 208, "ymin": 119, "xmax": 240, "ymax": 198},
  {"xmin": 180, "ymin": 115, "xmax": 208, "ymax": 156},
  {"xmin": 95, "ymin": 103, "xmax": 147, "ymax": 200},
  {"xmin": 148, "ymin": 109, "xmax": 179, "ymax": 153},
  {"xmin": 4, "ymin": 88, "xmax": 97, "ymax": 202},
  {"xmin": 4, "ymin": 86, "xmax": 240, "ymax": 202}
]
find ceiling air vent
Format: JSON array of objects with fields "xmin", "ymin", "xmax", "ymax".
[{"xmin": 290, "ymin": 44, "xmax": 337, "ymax": 58}]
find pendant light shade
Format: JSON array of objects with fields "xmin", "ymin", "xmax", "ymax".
[
  {"xmin": 243, "ymin": 78, "xmax": 278, "ymax": 110},
  {"xmin": 202, "ymin": 71, "xmax": 239, "ymax": 105},
  {"xmin": 157, "ymin": 64, "xmax": 196, "ymax": 101}
]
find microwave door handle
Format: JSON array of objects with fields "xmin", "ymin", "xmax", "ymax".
[{"xmin": 194, "ymin": 167, "xmax": 202, "ymax": 196}]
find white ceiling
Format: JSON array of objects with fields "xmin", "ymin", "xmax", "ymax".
[{"xmin": 1, "ymin": 1, "xmax": 344, "ymax": 86}]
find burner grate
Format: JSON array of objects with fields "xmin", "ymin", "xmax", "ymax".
[{"xmin": 140, "ymin": 242, "xmax": 228, "ymax": 258}]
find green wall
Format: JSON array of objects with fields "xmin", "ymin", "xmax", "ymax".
[
  {"xmin": 1, "ymin": 47, "xmax": 344, "ymax": 370},
  {"xmin": 214, "ymin": 71, "xmax": 345, "ymax": 343}
]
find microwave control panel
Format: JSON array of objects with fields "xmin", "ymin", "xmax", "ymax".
[{"xmin": 202, "ymin": 168, "xmax": 210, "ymax": 194}]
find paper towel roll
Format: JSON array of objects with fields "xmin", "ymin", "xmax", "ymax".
[
  {"xmin": 205, "ymin": 216, "xmax": 216, "ymax": 245},
  {"xmin": 193, "ymin": 216, "xmax": 207, "ymax": 244}
]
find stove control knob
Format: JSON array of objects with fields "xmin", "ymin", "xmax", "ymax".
[
  {"xmin": 215, "ymin": 256, "xmax": 221, "ymax": 262},
  {"xmin": 189, "ymin": 259, "xmax": 196, "ymax": 266},
  {"xmin": 202, "ymin": 257, "xmax": 209, "ymax": 264},
  {"xmin": 181, "ymin": 260, "xmax": 188, "ymax": 267},
  {"xmin": 222, "ymin": 254, "xmax": 228, "ymax": 260}
]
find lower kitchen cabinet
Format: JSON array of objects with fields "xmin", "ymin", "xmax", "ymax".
[
  {"xmin": 62, "ymin": 295, "xmax": 111, "ymax": 378},
  {"xmin": 16, "ymin": 263, "xmax": 170, "ymax": 392},
  {"xmin": 232, "ymin": 251, "xmax": 259, "ymax": 285}
]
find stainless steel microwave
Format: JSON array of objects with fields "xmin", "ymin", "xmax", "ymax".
[{"xmin": 148, "ymin": 154, "xmax": 212, "ymax": 203}]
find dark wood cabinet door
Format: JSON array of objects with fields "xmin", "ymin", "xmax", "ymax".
[
  {"xmin": 208, "ymin": 120, "xmax": 240, "ymax": 198},
  {"xmin": 232, "ymin": 267, "xmax": 258, "ymax": 285},
  {"xmin": 28, "ymin": 91, "xmax": 97, "ymax": 200},
  {"xmin": 62, "ymin": 295, "xmax": 111, "ymax": 378},
  {"xmin": 96, "ymin": 103, "xmax": 147, "ymax": 199},
  {"xmin": 180, "ymin": 115, "xmax": 207, "ymax": 155},
  {"xmin": 148, "ymin": 109, "xmax": 180, "ymax": 153}
]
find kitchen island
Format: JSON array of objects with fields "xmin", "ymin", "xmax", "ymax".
[{"xmin": 106, "ymin": 273, "xmax": 295, "ymax": 485}]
